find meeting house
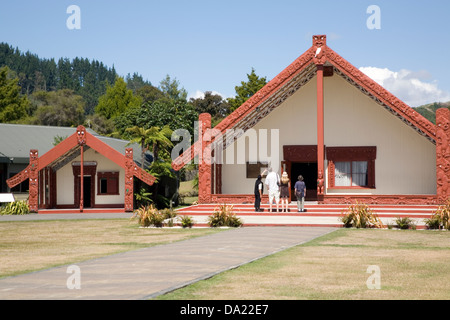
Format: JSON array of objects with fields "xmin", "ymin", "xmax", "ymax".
[{"xmin": 172, "ymin": 35, "xmax": 450, "ymax": 206}]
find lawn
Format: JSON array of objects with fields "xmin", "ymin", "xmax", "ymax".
[
  {"xmin": 156, "ymin": 228, "xmax": 450, "ymax": 300},
  {"xmin": 0, "ymin": 218, "xmax": 221, "ymax": 278}
]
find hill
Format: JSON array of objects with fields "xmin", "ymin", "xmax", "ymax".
[{"xmin": 414, "ymin": 101, "xmax": 450, "ymax": 124}]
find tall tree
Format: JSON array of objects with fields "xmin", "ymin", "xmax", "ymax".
[
  {"xmin": 227, "ymin": 68, "xmax": 267, "ymax": 112},
  {"xmin": 159, "ymin": 74, "xmax": 188, "ymax": 101},
  {"xmin": 0, "ymin": 66, "xmax": 29, "ymax": 122},
  {"xmin": 114, "ymin": 98, "xmax": 198, "ymax": 139},
  {"xmin": 95, "ymin": 76, "xmax": 142, "ymax": 119},
  {"xmin": 29, "ymin": 89, "xmax": 85, "ymax": 126},
  {"xmin": 190, "ymin": 91, "xmax": 230, "ymax": 126}
]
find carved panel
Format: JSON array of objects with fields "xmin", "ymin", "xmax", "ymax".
[
  {"xmin": 198, "ymin": 113, "xmax": 212, "ymax": 203},
  {"xmin": 28, "ymin": 150, "xmax": 39, "ymax": 212},
  {"xmin": 76, "ymin": 125, "xmax": 87, "ymax": 145},
  {"xmin": 436, "ymin": 108, "xmax": 450, "ymax": 203},
  {"xmin": 326, "ymin": 146, "xmax": 377, "ymax": 161},
  {"xmin": 313, "ymin": 35, "xmax": 327, "ymax": 65},
  {"xmin": 124, "ymin": 148, "xmax": 134, "ymax": 212},
  {"xmin": 283, "ymin": 145, "xmax": 318, "ymax": 162}
]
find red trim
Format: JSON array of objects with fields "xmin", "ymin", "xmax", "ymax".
[
  {"xmin": 207, "ymin": 193, "xmax": 439, "ymax": 205},
  {"xmin": 73, "ymin": 163, "xmax": 96, "ymax": 209},
  {"xmin": 283, "ymin": 145, "xmax": 318, "ymax": 162},
  {"xmin": 327, "ymin": 146, "xmax": 376, "ymax": 189},
  {"xmin": 97, "ymin": 171, "xmax": 120, "ymax": 195},
  {"xmin": 436, "ymin": 108, "xmax": 450, "ymax": 202}
]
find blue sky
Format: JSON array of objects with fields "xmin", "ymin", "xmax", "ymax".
[{"xmin": 1, "ymin": 0, "xmax": 449, "ymax": 107}]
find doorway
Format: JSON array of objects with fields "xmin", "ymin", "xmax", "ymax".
[
  {"xmin": 75, "ymin": 176, "xmax": 93, "ymax": 208},
  {"xmin": 82, "ymin": 176, "xmax": 92, "ymax": 208},
  {"xmin": 290, "ymin": 162, "xmax": 318, "ymax": 201}
]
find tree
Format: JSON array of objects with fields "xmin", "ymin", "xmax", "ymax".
[
  {"xmin": 0, "ymin": 66, "xmax": 29, "ymax": 122},
  {"xmin": 227, "ymin": 68, "xmax": 267, "ymax": 111},
  {"xmin": 190, "ymin": 91, "xmax": 230, "ymax": 126},
  {"xmin": 95, "ymin": 77, "xmax": 142, "ymax": 119},
  {"xmin": 159, "ymin": 74, "xmax": 188, "ymax": 101},
  {"xmin": 30, "ymin": 89, "xmax": 85, "ymax": 126},
  {"xmin": 126, "ymin": 125, "xmax": 174, "ymax": 208},
  {"xmin": 125, "ymin": 126, "xmax": 153, "ymax": 169},
  {"xmin": 135, "ymin": 85, "xmax": 164, "ymax": 105},
  {"xmin": 114, "ymin": 98, "xmax": 198, "ymax": 139}
]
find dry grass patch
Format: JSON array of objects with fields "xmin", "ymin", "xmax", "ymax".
[
  {"xmin": 0, "ymin": 219, "xmax": 220, "ymax": 278},
  {"xmin": 157, "ymin": 229, "xmax": 450, "ymax": 300}
]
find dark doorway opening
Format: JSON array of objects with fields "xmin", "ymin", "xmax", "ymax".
[
  {"xmin": 290, "ymin": 162, "xmax": 318, "ymax": 201},
  {"xmin": 75, "ymin": 175, "xmax": 93, "ymax": 208},
  {"xmin": 83, "ymin": 176, "xmax": 92, "ymax": 208}
]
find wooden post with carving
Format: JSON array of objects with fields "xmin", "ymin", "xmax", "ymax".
[
  {"xmin": 198, "ymin": 113, "xmax": 212, "ymax": 203},
  {"xmin": 125, "ymin": 148, "xmax": 134, "ymax": 212},
  {"xmin": 28, "ymin": 150, "xmax": 39, "ymax": 213},
  {"xmin": 436, "ymin": 108, "xmax": 450, "ymax": 203},
  {"xmin": 313, "ymin": 35, "xmax": 327, "ymax": 201}
]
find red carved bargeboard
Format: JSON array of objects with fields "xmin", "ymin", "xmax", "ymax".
[{"xmin": 436, "ymin": 108, "xmax": 450, "ymax": 203}]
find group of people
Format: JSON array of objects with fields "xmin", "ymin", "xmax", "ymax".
[{"xmin": 254, "ymin": 167, "xmax": 306, "ymax": 213}]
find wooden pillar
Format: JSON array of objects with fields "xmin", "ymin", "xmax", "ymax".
[
  {"xmin": 124, "ymin": 148, "xmax": 134, "ymax": 212},
  {"xmin": 76, "ymin": 125, "xmax": 87, "ymax": 212},
  {"xmin": 316, "ymin": 64, "xmax": 325, "ymax": 199},
  {"xmin": 198, "ymin": 113, "xmax": 212, "ymax": 203},
  {"xmin": 313, "ymin": 35, "xmax": 327, "ymax": 202},
  {"xmin": 28, "ymin": 150, "xmax": 39, "ymax": 213},
  {"xmin": 436, "ymin": 108, "xmax": 450, "ymax": 203},
  {"xmin": 80, "ymin": 145, "xmax": 84, "ymax": 212}
]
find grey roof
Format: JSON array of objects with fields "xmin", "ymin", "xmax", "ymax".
[{"xmin": 0, "ymin": 124, "xmax": 152, "ymax": 167}]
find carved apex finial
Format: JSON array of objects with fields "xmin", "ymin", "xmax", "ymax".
[{"xmin": 313, "ymin": 35, "xmax": 326, "ymax": 47}]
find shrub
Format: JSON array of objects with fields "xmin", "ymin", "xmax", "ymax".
[
  {"xmin": 0, "ymin": 200, "xmax": 30, "ymax": 215},
  {"xmin": 394, "ymin": 216, "xmax": 416, "ymax": 230},
  {"xmin": 339, "ymin": 202, "xmax": 384, "ymax": 229},
  {"xmin": 132, "ymin": 205, "xmax": 165, "ymax": 227},
  {"xmin": 425, "ymin": 199, "xmax": 450, "ymax": 230},
  {"xmin": 180, "ymin": 215, "xmax": 194, "ymax": 228},
  {"xmin": 208, "ymin": 204, "xmax": 242, "ymax": 228}
]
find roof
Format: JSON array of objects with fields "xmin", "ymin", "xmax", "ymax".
[
  {"xmin": 0, "ymin": 123, "xmax": 152, "ymax": 167},
  {"xmin": 6, "ymin": 125, "xmax": 156, "ymax": 189},
  {"xmin": 172, "ymin": 34, "xmax": 436, "ymax": 170}
]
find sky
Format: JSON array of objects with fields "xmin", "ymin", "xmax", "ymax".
[{"xmin": 0, "ymin": 0, "xmax": 449, "ymax": 107}]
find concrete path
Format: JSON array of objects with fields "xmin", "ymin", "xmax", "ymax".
[{"xmin": 0, "ymin": 226, "xmax": 336, "ymax": 300}]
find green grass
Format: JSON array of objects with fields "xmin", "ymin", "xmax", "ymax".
[
  {"xmin": 0, "ymin": 219, "xmax": 222, "ymax": 278},
  {"xmin": 156, "ymin": 228, "xmax": 450, "ymax": 300}
]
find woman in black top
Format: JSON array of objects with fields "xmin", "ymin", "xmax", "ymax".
[{"xmin": 280, "ymin": 172, "xmax": 290, "ymax": 212}]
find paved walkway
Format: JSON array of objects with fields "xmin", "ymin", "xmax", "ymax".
[{"xmin": 0, "ymin": 216, "xmax": 336, "ymax": 299}]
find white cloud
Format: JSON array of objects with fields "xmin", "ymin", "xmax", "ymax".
[
  {"xmin": 188, "ymin": 90, "xmax": 226, "ymax": 100},
  {"xmin": 359, "ymin": 66, "xmax": 450, "ymax": 107}
]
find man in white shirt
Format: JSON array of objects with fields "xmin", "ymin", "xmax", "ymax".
[{"xmin": 265, "ymin": 167, "xmax": 280, "ymax": 213}]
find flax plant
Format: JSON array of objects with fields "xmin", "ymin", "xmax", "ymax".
[{"xmin": 339, "ymin": 202, "xmax": 384, "ymax": 228}]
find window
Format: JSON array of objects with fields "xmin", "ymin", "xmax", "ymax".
[
  {"xmin": 97, "ymin": 172, "xmax": 119, "ymax": 195},
  {"xmin": 327, "ymin": 147, "xmax": 376, "ymax": 189},
  {"xmin": 335, "ymin": 161, "xmax": 368, "ymax": 187},
  {"xmin": 246, "ymin": 162, "xmax": 268, "ymax": 178}
]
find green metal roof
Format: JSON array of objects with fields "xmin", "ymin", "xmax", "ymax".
[{"xmin": 0, "ymin": 124, "xmax": 151, "ymax": 167}]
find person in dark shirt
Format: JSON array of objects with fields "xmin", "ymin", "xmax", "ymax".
[
  {"xmin": 294, "ymin": 175, "xmax": 306, "ymax": 212},
  {"xmin": 254, "ymin": 174, "xmax": 264, "ymax": 212}
]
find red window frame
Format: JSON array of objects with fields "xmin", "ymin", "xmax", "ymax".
[
  {"xmin": 97, "ymin": 172, "xmax": 119, "ymax": 195},
  {"xmin": 326, "ymin": 147, "xmax": 376, "ymax": 189}
]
